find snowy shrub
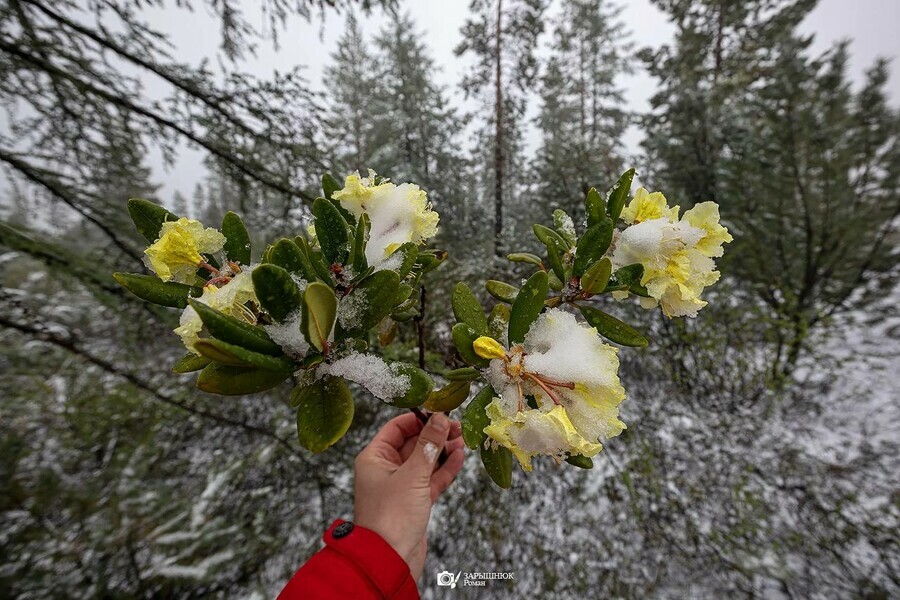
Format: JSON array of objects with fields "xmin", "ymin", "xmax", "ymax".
[{"xmin": 114, "ymin": 168, "xmax": 730, "ymax": 487}]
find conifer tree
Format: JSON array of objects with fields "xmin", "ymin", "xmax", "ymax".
[
  {"xmin": 533, "ymin": 0, "xmax": 631, "ymax": 222},
  {"xmin": 456, "ymin": 0, "xmax": 547, "ymax": 256}
]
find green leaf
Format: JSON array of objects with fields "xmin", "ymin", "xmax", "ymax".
[
  {"xmin": 172, "ymin": 353, "xmax": 210, "ymax": 373},
  {"xmin": 609, "ymin": 263, "xmax": 650, "ymax": 296},
  {"xmin": 565, "ymin": 455, "xmax": 594, "ymax": 469},
  {"xmin": 389, "ymin": 243, "xmax": 419, "ymax": 279},
  {"xmin": 308, "ymin": 248, "xmax": 334, "ymax": 282},
  {"xmin": 552, "ymin": 208, "xmax": 577, "ymax": 247},
  {"xmin": 507, "ymin": 252, "xmax": 543, "ymax": 267},
  {"xmin": 294, "ymin": 377, "xmax": 354, "ymax": 453},
  {"xmin": 391, "ymin": 306, "xmax": 419, "ymax": 322},
  {"xmin": 194, "ymin": 339, "xmax": 296, "ymax": 371},
  {"xmin": 487, "ymin": 303, "xmax": 510, "ymax": 339},
  {"xmin": 386, "ymin": 363, "xmax": 435, "ymax": 408},
  {"xmin": 547, "ymin": 271, "xmax": 564, "ymax": 292},
  {"xmin": 196, "ymin": 362, "xmax": 289, "ymax": 395},
  {"xmin": 221, "ymin": 211, "xmax": 251, "ymax": 265},
  {"xmin": 451, "ymin": 323, "xmax": 490, "ymax": 367},
  {"xmin": 485, "ymin": 280, "xmax": 518, "ymax": 304},
  {"xmin": 127, "ymin": 198, "xmax": 177, "ymax": 243},
  {"xmin": 606, "ymin": 168, "xmax": 635, "ymax": 222},
  {"xmin": 573, "ymin": 219, "xmax": 614, "ymax": 276},
  {"xmin": 312, "ymin": 197, "xmax": 352, "ymax": 265},
  {"xmin": 580, "ymin": 257, "xmax": 613, "ymax": 294},
  {"xmin": 462, "ymin": 385, "xmax": 495, "ymax": 449},
  {"xmin": 394, "ymin": 284, "xmax": 414, "ymax": 306},
  {"xmin": 339, "ymin": 270, "xmax": 401, "ymax": 337},
  {"xmin": 452, "ymin": 283, "xmax": 488, "ymax": 334},
  {"xmin": 269, "ymin": 238, "xmax": 318, "ymax": 282},
  {"xmin": 533, "ymin": 223, "xmax": 568, "ymax": 251},
  {"xmin": 424, "ymin": 380, "xmax": 471, "ymax": 412},
  {"xmin": 322, "ymin": 173, "xmax": 341, "ymax": 200},
  {"xmin": 481, "ymin": 445, "xmax": 513, "ymax": 489},
  {"xmin": 508, "ymin": 271, "xmax": 548, "ymax": 344},
  {"xmin": 544, "ymin": 236, "xmax": 566, "ymax": 282},
  {"xmin": 189, "ymin": 299, "xmax": 283, "ymax": 355},
  {"xmin": 446, "ymin": 367, "xmax": 482, "ymax": 382},
  {"xmin": 252, "ymin": 264, "xmax": 303, "ymax": 322},
  {"xmin": 414, "ymin": 249, "xmax": 447, "ymax": 274},
  {"xmin": 302, "ymin": 282, "xmax": 337, "ymax": 352},
  {"xmin": 584, "ymin": 187, "xmax": 605, "ymax": 228},
  {"xmin": 348, "ymin": 213, "xmax": 370, "ymax": 273},
  {"xmin": 579, "ymin": 305, "xmax": 649, "ymax": 347},
  {"xmin": 113, "ymin": 272, "xmax": 199, "ymax": 308}
]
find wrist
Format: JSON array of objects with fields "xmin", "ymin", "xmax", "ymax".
[{"xmin": 355, "ymin": 516, "xmax": 416, "ymax": 565}]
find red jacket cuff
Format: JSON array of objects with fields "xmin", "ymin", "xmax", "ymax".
[{"xmin": 278, "ymin": 519, "xmax": 419, "ymax": 600}]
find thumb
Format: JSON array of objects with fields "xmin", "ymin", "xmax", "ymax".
[{"xmin": 401, "ymin": 413, "xmax": 450, "ymax": 480}]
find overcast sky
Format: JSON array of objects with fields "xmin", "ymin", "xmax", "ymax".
[{"xmin": 144, "ymin": 0, "xmax": 900, "ymax": 202}]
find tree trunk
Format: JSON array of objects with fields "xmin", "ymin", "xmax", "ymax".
[{"xmin": 493, "ymin": 0, "xmax": 504, "ymax": 257}]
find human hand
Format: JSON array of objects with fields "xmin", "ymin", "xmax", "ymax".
[{"xmin": 353, "ymin": 412, "xmax": 466, "ymax": 580}]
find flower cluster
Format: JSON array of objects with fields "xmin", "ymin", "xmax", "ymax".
[
  {"xmin": 318, "ymin": 170, "xmax": 439, "ymax": 266},
  {"xmin": 611, "ymin": 188, "xmax": 732, "ymax": 317},
  {"xmin": 475, "ymin": 309, "xmax": 626, "ymax": 471}
]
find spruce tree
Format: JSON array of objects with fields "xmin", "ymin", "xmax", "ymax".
[
  {"xmin": 455, "ymin": 0, "xmax": 548, "ymax": 256},
  {"xmin": 533, "ymin": 0, "xmax": 631, "ymax": 222}
]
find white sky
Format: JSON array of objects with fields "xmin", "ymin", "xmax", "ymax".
[{"xmin": 144, "ymin": 0, "xmax": 900, "ymax": 203}]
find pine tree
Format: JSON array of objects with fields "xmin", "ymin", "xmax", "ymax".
[
  {"xmin": 455, "ymin": 0, "xmax": 548, "ymax": 256},
  {"xmin": 533, "ymin": 0, "xmax": 631, "ymax": 222},
  {"xmin": 322, "ymin": 12, "xmax": 383, "ymax": 175}
]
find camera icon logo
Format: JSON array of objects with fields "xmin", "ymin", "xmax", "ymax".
[{"xmin": 436, "ymin": 570, "xmax": 461, "ymax": 589}]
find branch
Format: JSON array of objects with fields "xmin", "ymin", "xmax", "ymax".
[
  {"xmin": 0, "ymin": 315, "xmax": 306, "ymax": 461},
  {"xmin": 0, "ymin": 39, "xmax": 316, "ymax": 204}
]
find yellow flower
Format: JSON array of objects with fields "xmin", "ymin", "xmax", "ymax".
[
  {"xmin": 473, "ymin": 336, "xmax": 506, "ymax": 360},
  {"xmin": 482, "ymin": 309, "xmax": 626, "ymax": 471},
  {"xmin": 331, "ymin": 170, "xmax": 439, "ymax": 266},
  {"xmin": 620, "ymin": 187, "xmax": 680, "ymax": 224},
  {"xmin": 174, "ymin": 268, "xmax": 259, "ymax": 353},
  {"xmin": 143, "ymin": 218, "xmax": 225, "ymax": 283},
  {"xmin": 611, "ymin": 196, "xmax": 731, "ymax": 318},
  {"xmin": 682, "ymin": 202, "xmax": 733, "ymax": 258},
  {"xmin": 484, "ymin": 403, "xmax": 603, "ymax": 471}
]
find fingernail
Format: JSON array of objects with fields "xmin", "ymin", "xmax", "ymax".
[{"xmin": 430, "ymin": 413, "xmax": 449, "ymax": 432}]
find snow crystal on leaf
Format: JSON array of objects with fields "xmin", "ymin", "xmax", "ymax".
[
  {"xmin": 318, "ymin": 352, "xmax": 410, "ymax": 401},
  {"xmin": 263, "ymin": 309, "xmax": 309, "ymax": 358}
]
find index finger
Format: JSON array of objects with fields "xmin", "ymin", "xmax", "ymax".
[{"xmin": 368, "ymin": 412, "xmax": 425, "ymax": 451}]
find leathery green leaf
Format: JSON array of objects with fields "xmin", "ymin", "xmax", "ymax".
[
  {"xmin": 127, "ymin": 198, "xmax": 177, "ymax": 243},
  {"xmin": 579, "ymin": 305, "xmax": 649, "ymax": 347},
  {"xmin": 189, "ymin": 299, "xmax": 282, "ymax": 355},
  {"xmin": 196, "ymin": 362, "xmax": 289, "ymax": 396},
  {"xmin": 452, "ymin": 323, "xmax": 490, "ymax": 368},
  {"xmin": 508, "ymin": 271, "xmax": 548, "ymax": 345},
  {"xmin": 302, "ymin": 282, "xmax": 337, "ymax": 352},
  {"xmin": 606, "ymin": 168, "xmax": 635, "ymax": 222},
  {"xmin": 424, "ymin": 380, "xmax": 471, "ymax": 412},
  {"xmin": 294, "ymin": 377, "xmax": 354, "ymax": 453},
  {"xmin": 113, "ymin": 272, "xmax": 199, "ymax": 308},
  {"xmin": 462, "ymin": 385, "xmax": 495, "ymax": 449},
  {"xmin": 312, "ymin": 197, "xmax": 352, "ymax": 265},
  {"xmin": 481, "ymin": 445, "xmax": 513, "ymax": 489},
  {"xmin": 222, "ymin": 211, "xmax": 251, "ymax": 265},
  {"xmin": 193, "ymin": 339, "xmax": 295, "ymax": 371},
  {"xmin": 452, "ymin": 282, "xmax": 488, "ymax": 334},
  {"xmin": 252, "ymin": 264, "xmax": 302, "ymax": 322}
]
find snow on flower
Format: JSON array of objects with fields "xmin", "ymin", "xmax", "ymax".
[
  {"xmin": 611, "ymin": 188, "xmax": 732, "ymax": 318},
  {"xmin": 329, "ymin": 170, "xmax": 439, "ymax": 266},
  {"xmin": 174, "ymin": 267, "xmax": 259, "ymax": 353},
  {"xmin": 479, "ymin": 309, "xmax": 626, "ymax": 471},
  {"xmin": 143, "ymin": 217, "xmax": 226, "ymax": 283}
]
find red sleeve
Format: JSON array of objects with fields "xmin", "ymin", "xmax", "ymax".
[{"xmin": 278, "ymin": 519, "xmax": 420, "ymax": 600}]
